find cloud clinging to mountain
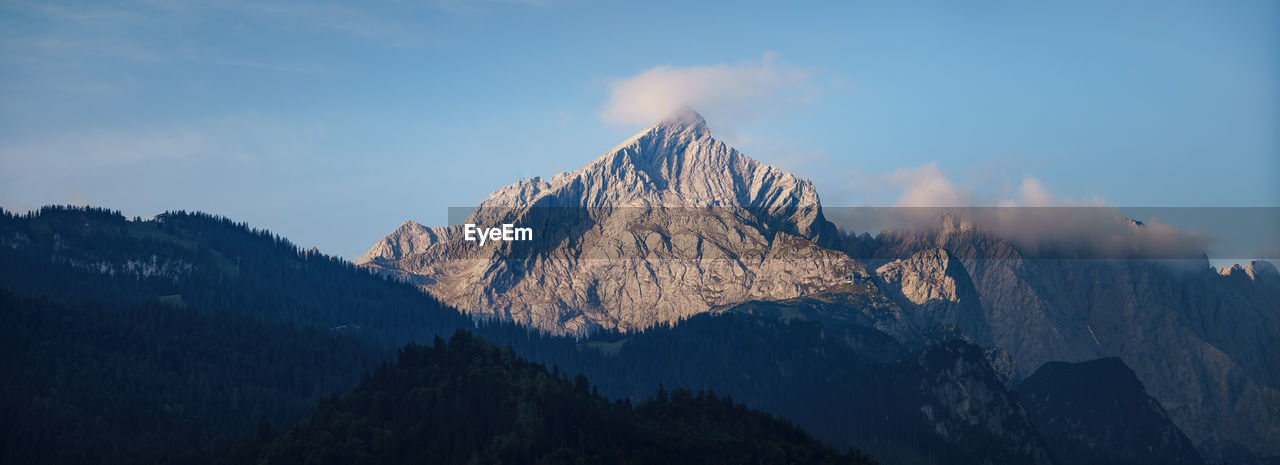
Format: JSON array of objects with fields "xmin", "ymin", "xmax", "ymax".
[{"xmin": 599, "ymin": 54, "xmax": 814, "ymax": 126}]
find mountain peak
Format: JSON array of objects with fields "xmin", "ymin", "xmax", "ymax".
[
  {"xmin": 358, "ymin": 107, "xmax": 849, "ymax": 334},
  {"xmin": 649, "ymin": 105, "xmax": 709, "ymax": 137}
]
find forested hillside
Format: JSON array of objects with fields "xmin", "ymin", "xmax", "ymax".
[
  {"xmin": 0, "ymin": 291, "xmax": 384, "ymax": 465},
  {"xmin": 210, "ymin": 332, "xmax": 875, "ymax": 465},
  {"xmin": 0, "ymin": 206, "xmax": 472, "ymax": 347},
  {"xmin": 0, "ymin": 206, "xmax": 477, "ymax": 463},
  {"xmin": 1015, "ymin": 358, "xmax": 1204, "ymax": 465}
]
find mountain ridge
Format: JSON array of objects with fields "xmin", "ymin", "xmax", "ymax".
[
  {"xmin": 358, "ymin": 108, "xmax": 854, "ymax": 334},
  {"xmin": 357, "ymin": 110, "xmax": 1279, "ymax": 461}
]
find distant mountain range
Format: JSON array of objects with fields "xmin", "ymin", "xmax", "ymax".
[
  {"xmin": 0, "ymin": 206, "xmax": 1214, "ymax": 465},
  {"xmin": 360, "ymin": 108, "xmax": 1279, "ymax": 462},
  {"xmin": 1, "ymin": 110, "xmax": 1273, "ymax": 463}
]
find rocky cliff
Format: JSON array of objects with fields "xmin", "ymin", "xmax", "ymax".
[
  {"xmin": 862, "ymin": 219, "xmax": 1280, "ymax": 461},
  {"xmin": 874, "ymin": 247, "xmax": 992, "ymax": 347},
  {"xmin": 357, "ymin": 108, "xmax": 858, "ymax": 334}
]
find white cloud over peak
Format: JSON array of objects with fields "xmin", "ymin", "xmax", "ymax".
[
  {"xmin": 891, "ymin": 163, "xmax": 969, "ymax": 207},
  {"xmin": 599, "ymin": 54, "xmax": 814, "ymax": 126}
]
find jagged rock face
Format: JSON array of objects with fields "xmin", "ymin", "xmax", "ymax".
[
  {"xmin": 902, "ymin": 341, "xmax": 1052, "ymax": 465},
  {"xmin": 874, "ymin": 247, "xmax": 991, "ymax": 346},
  {"xmin": 863, "ymin": 222, "xmax": 1280, "ymax": 461},
  {"xmin": 731, "ymin": 246, "xmax": 998, "ymax": 349},
  {"xmin": 358, "ymin": 108, "xmax": 857, "ymax": 334},
  {"xmin": 876, "ymin": 248, "xmax": 965, "ymax": 305},
  {"xmin": 1015, "ymin": 357, "xmax": 1205, "ymax": 465},
  {"xmin": 983, "ymin": 346, "xmax": 1018, "ymax": 386}
]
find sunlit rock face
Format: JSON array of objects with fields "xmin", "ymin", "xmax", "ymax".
[
  {"xmin": 357, "ymin": 108, "xmax": 858, "ymax": 334},
  {"xmin": 874, "ymin": 247, "xmax": 992, "ymax": 346}
]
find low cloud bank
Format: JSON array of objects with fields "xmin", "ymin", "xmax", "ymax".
[{"xmin": 827, "ymin": 206, "xmax": 1280, "ymax": 261}]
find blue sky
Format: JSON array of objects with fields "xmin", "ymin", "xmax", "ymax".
[{"xmin": 1, "ymin": 0, "xmax": 1277, "ymax": 259}]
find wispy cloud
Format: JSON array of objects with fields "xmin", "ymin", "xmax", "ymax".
[
  {"xmin": 7, "ymin": 36, "xmax": 160, "ymax": 63},
  {"xmin": 415, "ymin": 0, "xmax": 563, "ymax": 15},
  {"xmin": 3, "ymin": 0, "xmax": 432, "ymax": 64},
  {"xmin": 139, "ymin": 0, "xmax": 431, "ymax": 47},
  {"xmin": 6, "ymin": 2, "xmax": 139, "ymax": 24},
  {"xmin": 0, "ymin": 116, "xmax": 320, "ymax": 172},
  {"xmin": 2, "ymin": 128, "xmax": 227, "ymax": 170},
  {"xmin": 599, "ymin": 53, "xmax": 817, "ymax": 126}
]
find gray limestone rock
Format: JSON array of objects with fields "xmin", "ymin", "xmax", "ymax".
[{"xmin": 357, "ymin": 108, "xmax": 857, "ymax": 334}]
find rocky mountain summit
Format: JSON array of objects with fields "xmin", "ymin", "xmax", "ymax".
[{"xmin": 357, "ymin": 108, "xmax": 857, "ymax": 334}]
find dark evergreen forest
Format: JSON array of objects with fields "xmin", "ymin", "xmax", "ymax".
[{"xmin": 208, "ymin": 331, "xmax": 875, "ymax": 465}]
